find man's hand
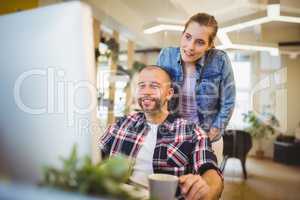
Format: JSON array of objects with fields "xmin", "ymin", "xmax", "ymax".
[
  {"xmin": 179, "ymin": 174, "xmax": 209, "ymax": 200},
  {"xmin": 209, "ymin": 127, "xmax": 220, "ymax": 141}
]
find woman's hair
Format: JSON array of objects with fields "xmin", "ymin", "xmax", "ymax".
[{"xmin": 183, "ymin": 13, "xmax": 218, "ymax": 47}]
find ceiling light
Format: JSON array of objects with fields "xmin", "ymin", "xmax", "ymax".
[
  {"xmin": 143, "ymin": 24, "xmax": 184, "ymax": 34},
  {"xmin": 276, "ymin": 16, "xmax": 300, "ymax": 23},
  {"xmin": 216, "ymin": 44, "xmax": 279, "ymax": 56},
  {"xmin": 220, "ymin": 17, "xmax": 272, "ymax": 33}
]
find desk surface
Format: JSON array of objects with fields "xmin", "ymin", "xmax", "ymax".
[
  {"xmin": 0, "ymin": 182, "xmax": 122, "ymax": 200},
  {"xmin": 0, "ymin": 181, "xmax": 149, "ymax": 200}
]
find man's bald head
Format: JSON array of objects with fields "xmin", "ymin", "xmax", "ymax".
[{"xmin": 139, "ymin": 65, "xmax": 172, "ymax": 86}]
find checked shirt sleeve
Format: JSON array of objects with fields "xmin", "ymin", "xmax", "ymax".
[
  {"xmin": 192, "ymin": 125, "xmax": 223, "ymax": 179},
  {"xmin": 98, "ymin": 115, "xmax": 131, "ymax": 158},
  {"xmin": 98, "ymin": 124, "xmax": 115, "ymax": 157}
]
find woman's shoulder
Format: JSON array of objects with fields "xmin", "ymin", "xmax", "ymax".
[
  {"xmin": 159, "ymin": 46, "xmax": 180, "ymax": 55},
  {"xmin": 208, "ymin": 48, "xmax": 231, "ymax": 67},
  {"xmin": 157, "ymin": 47, "xmax": 180, "ymax": 68},
  {"xmin": 209, "ymin": 48, "xmax": 228, "ymax": 58}
]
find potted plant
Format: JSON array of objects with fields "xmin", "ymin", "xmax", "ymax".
[
  {"xmin": 242, "ymin": 111, "xmax": 279, "ymax": 158},
  {"xmin": 40, "ymin": 145, "xmax": 143, "ymax": 200}
]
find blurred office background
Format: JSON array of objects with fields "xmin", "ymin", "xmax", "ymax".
[{"xmin": 1, "ymin": 0, "xmax": 300, "ymax": 199}]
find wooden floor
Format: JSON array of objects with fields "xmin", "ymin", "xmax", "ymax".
[{"xmin": 221, "ymin": 157, "xmax": 300, "ymax": 200}]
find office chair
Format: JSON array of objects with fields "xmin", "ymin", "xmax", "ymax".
[{"xmin": 220, "ymin": 130, "xmax": 252, "ymax": 179}]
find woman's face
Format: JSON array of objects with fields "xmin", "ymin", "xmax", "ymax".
[{"xmin": 180, "ymin": 21, "xmax": 213, "ymax": 64}]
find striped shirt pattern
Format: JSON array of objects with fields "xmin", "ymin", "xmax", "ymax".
[{"xmin": 179, "ymin": 73, "xmax": 200, "ymax": 124}]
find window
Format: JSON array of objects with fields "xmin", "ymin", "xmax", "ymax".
[{"xmin": 227, "ymin": 54, "xmax": 252, "ymax": 130}]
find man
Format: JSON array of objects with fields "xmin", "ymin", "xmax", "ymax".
[{"xmin": 99, "ymin": 65, "xmax": 223, "ymax": 200}]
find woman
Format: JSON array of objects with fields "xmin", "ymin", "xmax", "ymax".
[{"xmin": 157, "ymin": 13, "xmax": 236, "ymax": 164}]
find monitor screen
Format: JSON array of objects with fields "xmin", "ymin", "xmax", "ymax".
[{"xmin": 0, "ymin": 2, "xmax": 98, "ymax": 184}]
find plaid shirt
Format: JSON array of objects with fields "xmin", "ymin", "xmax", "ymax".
[{"xmin": 99, "ymin": 112, "xmax": 221, "ymax": 178}]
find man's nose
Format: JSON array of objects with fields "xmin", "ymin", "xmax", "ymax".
[{"xmin": 139, "ymin": 86, "xmax": 152, "ymax": 95}]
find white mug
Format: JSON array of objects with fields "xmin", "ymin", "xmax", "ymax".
[{"xmin": 148, "ymin": 173, "xmax": 178, "ymax": 200}]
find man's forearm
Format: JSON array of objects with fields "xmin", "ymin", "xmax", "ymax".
[{"xmin": 202, "ymin": 169, "xmax": 223, "ymax": 200}]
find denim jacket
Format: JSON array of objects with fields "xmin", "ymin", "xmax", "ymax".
[{"xmin": 157, "ymin": 47, "xmax": 236, "ymax": 139}]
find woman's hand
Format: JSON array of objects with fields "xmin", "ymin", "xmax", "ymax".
[
  {"xmin": 209, "ymin": 127, "xmax": 220, "ymax": 141},
  {"xmin": 179, "ymin": 174, "xmax": 210, "ymax": 200}
]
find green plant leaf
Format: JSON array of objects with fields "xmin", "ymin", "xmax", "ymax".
[
  {"xmin": 41, "ymin": 145, "xmax": 139, "ymax": 200},
  {"xmin": 242, "ymin": 110, "xmax": 279, "ymax": 140}
]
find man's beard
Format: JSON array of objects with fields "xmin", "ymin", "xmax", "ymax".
[{"xmin": 138, "ymin": 96, "xmax": 167, "ymax": 114}]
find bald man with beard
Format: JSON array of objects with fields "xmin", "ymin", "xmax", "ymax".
[{"xmin": 99, "ymin": 65, "xmax": 223, "ymax": 200}]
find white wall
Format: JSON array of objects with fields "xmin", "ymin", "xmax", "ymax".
[{"xmin": 284, "ymin": 55, "xmax": 300, "ymax": 134}]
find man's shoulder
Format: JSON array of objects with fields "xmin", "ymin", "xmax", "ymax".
[
  {"xmin": 166, "ymin": 115, "xmax": 207, "ymax": 136},
  {"xmin": 166, "ymin": 114, "xmax": 192, "ymax": 126},
  {"xmin": 114, "ymin": 112, "xmax": 144, "ymax": 127}
]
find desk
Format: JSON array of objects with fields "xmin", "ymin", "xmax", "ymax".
[
  {"xmin": 0, "ymin": 182, "xmax": 102, "ymax": 200},
  {"xmin": 0, "ymin": 182, "xmax": 149, "ymax": 200}
]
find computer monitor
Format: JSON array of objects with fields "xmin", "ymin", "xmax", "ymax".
[{"xmin": 0, "ymin": 2, "xmax": 98, "ymax": 184}]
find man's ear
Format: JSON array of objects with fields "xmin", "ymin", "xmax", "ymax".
[{"xmin": 166, "ymin": 87, "xmax": 174, "ymax": 101}]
